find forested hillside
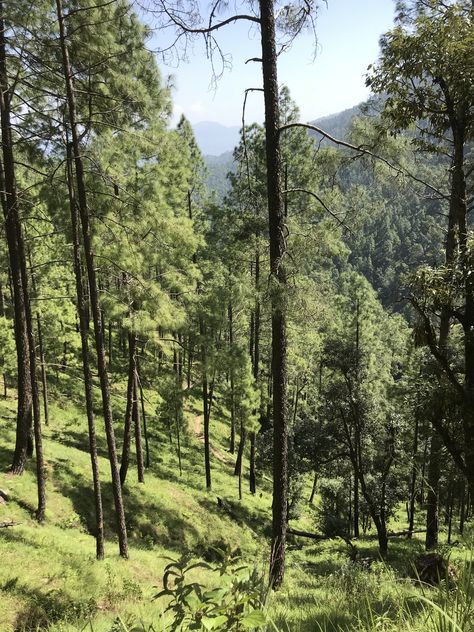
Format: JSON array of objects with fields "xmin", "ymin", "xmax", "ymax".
[
  {"xmin": 0, "ymin": 1, "xmax": 473, "ymax": 631},
  {"xmin": 203, "ymin": 152, "xmax": 235, "ymax": 198}
]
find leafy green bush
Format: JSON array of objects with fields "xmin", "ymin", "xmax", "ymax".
[
  {"xmin": 154, "ymin": 548, "xmax": 267, "ymax": 630},
  {"xmin": 316, "ymin": 478, "xmax": 349, "ymax": 539}
]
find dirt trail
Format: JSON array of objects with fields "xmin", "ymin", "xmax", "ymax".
[
  {"xmin": 189, "ymin": 411, "xmax": 233, "ymax": 466},
  {"xmin": 194, "ymin": 412, "xmax": 202, "ymax": 435}
]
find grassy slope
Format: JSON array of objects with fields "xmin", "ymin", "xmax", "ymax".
[
  {"xmin": 0, "ymin": 379, "xmax": 273, "ymax": 632},
  {"xmin": 0, "ymin": 381, "xmax": 472, "ymax": 632}
]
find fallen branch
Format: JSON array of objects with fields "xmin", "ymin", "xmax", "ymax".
[
  {"xmin": 288, "ymin": 529, "xmax": 358, "ymax": 560},
  {"xmin": 0, "ymin": 521, "xmax": 19, "ymax": 528},
  {"xmin": 388, "ymin": 528, "xmax": 426, "ymax": 538},
  {"xmin": 287, "ymin": 528, "xmax": 328, "ymax": 541}
]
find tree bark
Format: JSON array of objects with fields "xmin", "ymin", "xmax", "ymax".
[
  {"xmin": 459, "ymin": 482, "xmax": 466, "ymax": 535},
  {"xmin": 425, "ymin": 431, "xmax": 442, "ymax": 550},
  {"xmin": 133, "ymin": 372, "xmax": 145, "ymax": 483},
  {"xmin": 249, "ymin": 431, "xmax": 256, "ymax": 494},
  {"xmin": 309, "ymin": 471, "xmax": 317, "ymax": 505},
  {"xmin": 234, "ymin": 424, "xmax": 246, "ymax": 477},
  {"xmin": 120, "ymin": 332, "xmax": 137, "ymax": 486},
  {"xmin": 228, "ymin": 303, "xmax": 235, "ymax": 454},
  {"xmin": 249, "ymin": 245, "xmax": 260, "ymax": 495},
  {"xmin": 200, "ymin": 320, "xmax": 212, "ymax": 490},
  {"xmin": 36, "ymin": 314, "xmax": 49, "ymax": 427},
  {"xmin": 136, "ymin": 361, "xmax": 150, "ymax": 468},
  {"xmin": 0, "ymin": 11, "xmax": 33, "ymax": 475},
  {"xmin": 407, "ymin": 412, "xmax": 419, "ymax": 536},
  {"xmin": 353, "ymin": 470, "xmax": 360, "ymax": 538},
  {"xmin": 173, "ymin": 338, "xmax": 183, "ymax": 476},
  {"xmin": 447, "ymin": 482, "xmax": 454, "ymax": 544},
  {"xmin": 259, "ymin": 0, "xmax": 288, "ymax": 589},
  {"xmin": 0, "ymin": 280, "xmax": 4, "ymax": 316},
  {"xmin": 454, "ymin": 129, "xmax": 474, "ymax": 498}
]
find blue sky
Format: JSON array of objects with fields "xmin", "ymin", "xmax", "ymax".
[{"xmin": 148, "ymin": 0, "xmax": 396, "ymax": 126}]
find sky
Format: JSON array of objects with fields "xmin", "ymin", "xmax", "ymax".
[{"xmin": 148, "ymin": 0, "xmax": 397, "ymax": 127}]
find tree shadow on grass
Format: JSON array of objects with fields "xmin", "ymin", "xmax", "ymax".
[
  {"xmin": 52, "ymin": 458, "xmax": 202, "ymax": 552},
  {"xmin": 0, "ymin": 528, "xmax": 46, "ymax": 551},
  {"xmin": 297, "ymin": 555, "xmax": 346, "ymax": 577},
  {"xmin": 276, "ymin": 542, "xmax": 428, "ymax": 632},
  {"xmin": 196, "ymin": 495, "xmax": 270, "ymax": 538},
  {"xmin": 0, "ymin": 445, "xmax": 41, "ymax": 516},
  {"xmin": 49, "ymin": 427, "xmax": 109, "ymax": 460},
  {"xmin": 1, "ymin": 576, "xmax": 97, "ymax": 632},
  {"xmin": 0, "ymin": 442, "xmax": 16, "ymax": 473}
]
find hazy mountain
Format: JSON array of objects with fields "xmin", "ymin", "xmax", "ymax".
[
  {"xmin": 204, "ymin": 151, "xmax": 235, "ymax": 198},
  {"xmin": 202, "ymin": 103, "xmax": 369, "ymax": 195},
  {"xmin": 309, "ymin": 103, "xmax": 364, "ymax": 143},
  {"xmin": 193, "ymin": 122, "xmax": 240, "ymax": 156}
]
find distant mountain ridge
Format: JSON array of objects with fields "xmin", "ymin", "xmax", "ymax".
[
  {"xmin": 204, "ymin": 151, "xmax": 234, "ymax": 198},
  {"xmin": 201, "ymin": 103, "xmax": 366, "ymax": 195},
  {"xmin": 310, "ymin": 103, "xmax": 364, "ymax": 142},
  {"xmin": 195, "ymin": 103, "xmax": 365, "ymax": 159}
]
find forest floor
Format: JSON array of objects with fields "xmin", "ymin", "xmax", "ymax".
[{"xmin": 0, "ymin": 377, "xmax": 473, "ymax": 631}]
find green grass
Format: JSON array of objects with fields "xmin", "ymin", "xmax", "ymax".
[
  {"xmin": 1, "ymin": 380, "xmax": 473, "ymax": 631},
  {"xmin": 0, "ymin": 379, "xmax": 270, "ymax": 631}
]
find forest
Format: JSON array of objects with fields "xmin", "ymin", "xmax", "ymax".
[{"xmin": 0, "ymin": 0, "xmax": 473, "ymax": 630}]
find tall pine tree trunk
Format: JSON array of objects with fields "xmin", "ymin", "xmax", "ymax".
[
  {"xmin": 249, "ymin": 432, "xmax": 256, "ymax": 494},
  {"xmin": 234, "ymin": 423, "xmax": 246, "ymax": 478},
  {"xmin": 66, "ymin": 147, "xmax": 104, "ymax": 559},
  {"xmin": 0, "ymin": 12, "xmax": 33, "ymax": 475},
  {"xmin": 120, "ymin": 332, "xmax": 137, "ymax": 486},
  {"xmin": 136, "ymin": 361, "xmax": 150, "ymax": 468},
  {"xmin": 353, "ymin": 469, "xmax": 360, "ymax": 538},
  {"xmin": 200, "ymin": 320, "xmax": 212, "ymax": 490},
  {"xmin": 173, "ymin": 341, "xmax": 183, "ymax": 476},
  {"xmin": 56, "ymin": 0, "xmax": 128, "ymax": 558},
  {"xmin": 133, "ymin": 373, "xmax": 145, "ymax": 483},
  {"xmin": 259, "ymin": 0, "xmax": 288, "ymax": 588},
  {"xmin": 228, "ymin": 303, "xmax": 235, "ymax": 454},
  {"xmin": 249, "ymin": 246, "xmax": 260, "ymax": 494},
  {"xmin": 0, "ymin": 7, "xmax": 44, "ymax": 519},
  {"xmin": 459, "ymin": 482, "xmax": 466, "ymax": 535},
  {"xmin": 408, "ymin": 413, "xmax": 419, "ymax": 536},
  {"xmin": 453, "ymin": 130, "xmax": 474, "ymax": 499},
  {"xmin": 36, "ymin": 315, "xmax": 49, "ymax": 427},
  {"xmin": 425, "ymin": 431, "xmax": 442, "ymax": 550},
  {"xmin": 309, "ymin": 472, "xmax": 317, "ymax": 505}
]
